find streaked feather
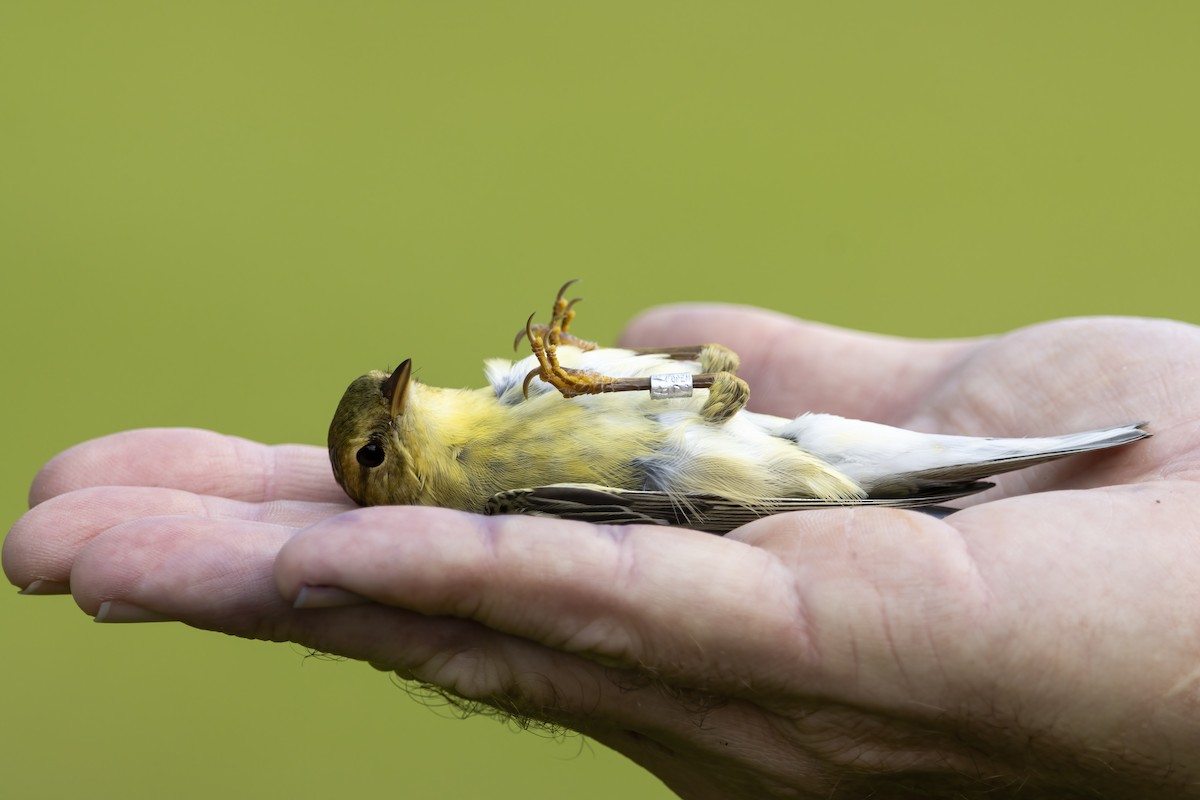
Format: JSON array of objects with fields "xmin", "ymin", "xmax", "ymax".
[{"xmin": 486, "ymin": 482, "xmax": 995, "ymax": 534}]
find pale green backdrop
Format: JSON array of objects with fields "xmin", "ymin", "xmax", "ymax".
[{"xmin": 2, "ymin": 3, "xmax": 1197, "ymax": 798}]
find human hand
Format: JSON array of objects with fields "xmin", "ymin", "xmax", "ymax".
[{"xmin": 5, "ymin": 306, "xmax": 1198, "ymax": 799}]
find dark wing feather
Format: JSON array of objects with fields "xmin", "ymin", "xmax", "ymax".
[{"xmin": 485, "ymin": 482, "xmax": 991, "ymax": 534}]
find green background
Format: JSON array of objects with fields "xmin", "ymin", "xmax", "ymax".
[{"xmin": 2, "ymin": 3, "xmax": 1197, "ymax": 798}]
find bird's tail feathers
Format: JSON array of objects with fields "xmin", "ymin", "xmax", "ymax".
[{"xmin": 779, "ymin": 415, "xmax": 1149, "ymax": 496}]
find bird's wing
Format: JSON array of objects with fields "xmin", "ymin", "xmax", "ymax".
[{"xmin": 484, "ymin": 482, "xmax": 990, "ymax": 534}]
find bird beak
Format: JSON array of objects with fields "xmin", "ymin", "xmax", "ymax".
[{"xmin": 381, "ymin": 359, "xmax": 412, "ymax": 419}]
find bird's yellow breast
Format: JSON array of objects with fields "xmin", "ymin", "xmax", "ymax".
[{"xmin": 399, "ymin": 384, "xmax": 664, "ymax": 511}]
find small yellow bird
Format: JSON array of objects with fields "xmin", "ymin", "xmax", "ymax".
[{"xmin": 327, "ymin": 282, "xmax": 1148, "ymax": 533}]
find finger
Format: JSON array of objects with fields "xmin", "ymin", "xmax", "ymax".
[
  {"xmin": 61, "ymin": 498, "xmax": 1197, "ymax": 799},
  {"xmin": 63, "ymin": 512, "xmax": 774, "ymax": 757},
  {"xmin": 902, "ymin": 317, "xmax": 1200, "ymax": 437},
  {"xmin": 60, "ymin": 510, "xmax": 1005, "ymax": 797},
  {"xmin": 274, "ymin": 504, "xmax": 980, "ymax": 703},
  {"xmin": 29, "ymin": 428, "xmax": 347, "ymax": 506},
  {"xmin": 275, "ymin": 487, "xmax": 1200, "ymax": 744},
  {"xmin": 618, "ymin": 304, "xmax": 977, "ymax": 422},
  {"xmin": 67, "ymin": 513, "xmax": 528, "ymax": 680},
  {"xmin": 3, "ymin": 485, "xmax": 344, "ymax": 592}
]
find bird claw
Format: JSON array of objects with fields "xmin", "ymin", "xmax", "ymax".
[
  {"xmin": 520, "ymin": 281, "xmax": 608, "ymax": 398},
  {"xmin": 517, "ymin": 283, "xmax": 747, "ymax": 416},
  {"xmin": 513, "ymin": 280, "xmax": 598, "ymax": 352}
]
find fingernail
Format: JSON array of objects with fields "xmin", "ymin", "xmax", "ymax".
[
  {"xmin": 94, "ymin": 600, "xmax": 175, "ymax": 623},
  {"xmin": 293, "ymin": 584, "xmax": 369, "ymax": 609},
  {"xmin": 19, "ymin": 579, "xmax": 71, "ymax": 595}
]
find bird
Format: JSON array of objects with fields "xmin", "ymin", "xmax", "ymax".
[{"xmin": 327, "ymin": 281, "xmax": 1149, "ymax": 534}]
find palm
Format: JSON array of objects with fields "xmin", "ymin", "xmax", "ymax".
[
  {"xmin": 6, "ymin": 306, "xmax": 1200, "ymax": 799},
  {"xmin": 621, "ymin": 308, "xmax": 1200, "ymax": 795}
]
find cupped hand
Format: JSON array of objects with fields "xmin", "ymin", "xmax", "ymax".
[{"xmin": 5, "ymin": 306, "xmax": 1200, "ymax": 799}]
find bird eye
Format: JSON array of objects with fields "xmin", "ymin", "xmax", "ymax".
[{"xmin": 356, "ymin": 441, "xmax": 386, "ymax": 468}]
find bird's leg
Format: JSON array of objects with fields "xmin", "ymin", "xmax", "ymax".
[
  {"xmin": 628, "ymin": 343, "xmax": 741, "ymax": 375},
  {"xmin": 521, "ymin": 283, "xmax": 749, "ymax": 422},
  {"xmin": 623, "ymin": 344, "xmax": 747, "ymax": 422}
]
